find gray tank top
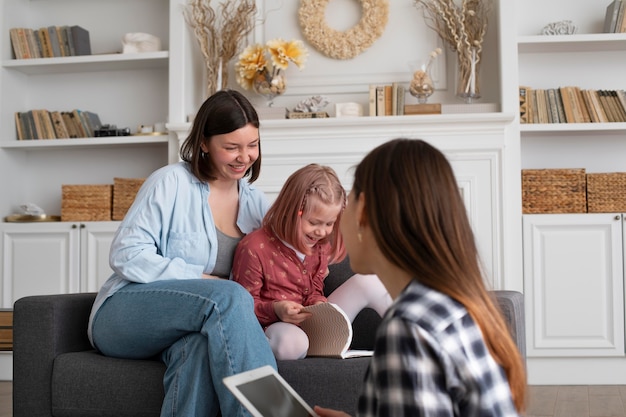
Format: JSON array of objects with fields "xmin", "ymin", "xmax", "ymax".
[{"xmin": 211, "ymin": 229, "xmax": 242, "ymax": 278}]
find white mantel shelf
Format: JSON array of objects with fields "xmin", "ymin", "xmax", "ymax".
[{"xmin": 170, "ymin": 112, "xmax": 522, "ymax": 294}]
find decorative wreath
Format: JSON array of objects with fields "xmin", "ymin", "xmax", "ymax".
[{"xmin": 298, "ymin": 0, "xmax": 389, "ymax": 60}]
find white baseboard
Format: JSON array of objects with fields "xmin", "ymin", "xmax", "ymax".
[{"xmin": 0, "ymin": 352, "xmax": 12, "ymax": 381}]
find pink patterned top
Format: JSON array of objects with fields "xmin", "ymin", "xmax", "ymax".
[{"xmin": 232, "ymin": 226, "xmax": 330, "ymax": 327}]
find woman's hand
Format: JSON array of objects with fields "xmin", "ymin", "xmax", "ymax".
[
  {"xmin": 273, "ymin": 300, "xmax": 312, "ymax": 324},
  {"xmin": 313, "ymin": 405, "xmax": 351, "ymax": 417}
]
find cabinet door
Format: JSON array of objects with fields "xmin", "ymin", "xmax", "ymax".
[
  {"xmin": 0, "ymin": 223, "xmax": 79, "ymax": 307},
  {"xmin": 80, "ymin": 222, "xmax": 120, "ymax": 292},
  {"xmin": 523, "ymin": 213, "xmax": 624, "ymax": 357}
]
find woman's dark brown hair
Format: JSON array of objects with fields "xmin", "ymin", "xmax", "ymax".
[
  {"xmin": 180, "ymin": 89, "xmax": 262, "ymax": 183},
  {"xmin": 352, "ymin": 138, "xmax": 527, "ymax": 412}
]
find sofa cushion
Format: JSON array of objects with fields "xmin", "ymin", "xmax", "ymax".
[
  {"xmin": 52, "ymin": 351, "xmax": 164, "ymax": 417},
  {"xmin": 277, "ymin": 357, "xmax": 370, "ymax": 415}
]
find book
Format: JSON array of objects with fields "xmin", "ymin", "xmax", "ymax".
[
  {"xmin": 9, "ymin": 28, "xmax": 24, "ymax": 59},
  {"xmin": 50, "ymin": 111, "xmax": 70, "ymax": 138},
  {"xmin": 56, "ymin": 25, "xmax": 70, "ymax": 56},
  {"xmin": 598, "ymin": 90, "xmax": 617, "ymax": 122},
  {"xmin": 574, "ymin": 87, "xmax": 591, "ymax": 123},
  {"xmin": 38, "ymin": 27, "xmax": 54, "ymax": 58},
  {"xmin": 65, "ymin": 26, "xmax": 76, "ymax": 56},
  {"xmin": 589, "ymin": 90, "xmax": 609, "ymax": 123},
  {"xmin": 375, "ymin": 86, "xmax": 385, "ymax": 116},
  {"xmin": 61, "ymin": 111, "xmax": 79, "ymax": 138},
  {"xmin": 47, "ymin": 26, "xmax": 62, "ymax": 57},
  {"xmin": 608, "ymin": 90, "xmax": 626, "ymax": 122},
  {"xmin": 21, "ymin": 111, "xmax": 37, "ymax": 139},
  {"xmin": 368, "ymin": 84, "xmax": 377, "ymax": 116},
  {"xmin": 25, "ymin": 28, "xmax": 41, "ymax": 58},
  {"xmin": 70, "ymin": 25, "xmax": 91, "ymax": 56},
  {"xmin": 404, "ymin": 103, "xmax": 442, "ymax": 115},
  {"xmin": 15, "ymin": 112, "xmax": 25, "ymax": 140},
  {"xmin": 535, "ymin": 88, "xmax": 550, "ymax": 123},
  {"xmin": 519, "ymin": 86, "xmax": 529, "ymax": 123},
  {"xmin": 616, "ymin": 1, "xmax": 626, "ymax": 32},
  {"xmin": 384, "ymin": 85, "xmax": 393, "ymax": 116},
  {"xmin": 604, "ymin": 0, "xmax": 623, "ymax": 32},
  {"xmin": 580, "ymin": 90, "xmax": 600, "ymax": 123},
  {"xmin": 299, "ymin": 303, "xmax": 373, "ymax": 359},
  {"xmin": 546, "ymin": 88, "xmax": 561, "ymax": 123},
  {"xmin": 391, "ymin": 82, "xmax": 398, "ymax": 116},
  {"xmin": 396, "ymin": 85, "xmax": 405, "ymax": 115}
]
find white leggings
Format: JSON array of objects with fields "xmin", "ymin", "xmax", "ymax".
[{"xmin": 265, "ymin": 274, "xmax": 392, "ymax": 360}]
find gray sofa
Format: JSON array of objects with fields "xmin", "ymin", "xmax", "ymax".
[{"xmin": 13, "ymin": 259, "xmax": 526, "ymax": 417}]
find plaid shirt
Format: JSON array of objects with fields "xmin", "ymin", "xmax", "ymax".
[{"xmin": 357, "ymin": 280, "xmax": 520, "ymax": 417}]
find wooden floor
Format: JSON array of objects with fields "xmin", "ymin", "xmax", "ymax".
[
  {"xmin": 0, "ymin": 381, "xmax": 10, "ymax": 417},
  {"xmin": 527, "ymin": 385, "xmax": 626, "ymax": 417},
  {"xmin": 2, "ymin": 382, "xmax": 626, "ymax": 416}
]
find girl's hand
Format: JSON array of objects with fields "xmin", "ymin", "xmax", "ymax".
[
  {"xmin": 313, "ymin": 405, "xmax": 351, "ymax": 417},
  {"xmin": 274, "ymin": 300, "xmax": 312, "ymax": 324}
]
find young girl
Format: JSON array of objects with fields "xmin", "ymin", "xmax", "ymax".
[{"xmin": 232, "ymin": 163, "xmax": 391, "ymax": 360}]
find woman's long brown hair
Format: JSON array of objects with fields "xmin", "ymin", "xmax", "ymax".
[{"xmin": 352, "ymin": 138, "xmax": 527, "ymax": 412}]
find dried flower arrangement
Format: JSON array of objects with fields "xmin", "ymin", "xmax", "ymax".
[
  {"xmin": 413, "ymin": 0, "xmax": 492, "ymax": 102},
  {"xmin": 234, "ymin": 39, "xmax": 308, "ymax": 103},
  {"xmin": 183, "ymin": 0, "xmax": 256, "ymax": 97}
]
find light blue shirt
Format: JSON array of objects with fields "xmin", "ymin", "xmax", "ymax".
[{"xmin": 88, "ymin": 161, "xmax": 269, "ymax": 344}]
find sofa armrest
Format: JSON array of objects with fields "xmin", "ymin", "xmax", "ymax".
[
  {"xmin": 13, "ymin": 292, "xmax": 97, "ymax": 417},
  {"xmin": 493, "ymin": 290, "xmax": 526, "ymax": 361}
]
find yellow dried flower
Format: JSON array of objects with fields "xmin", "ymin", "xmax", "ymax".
[{"xmin": 235, "ymin": 38, "xmax": 308, "ymax": 91}]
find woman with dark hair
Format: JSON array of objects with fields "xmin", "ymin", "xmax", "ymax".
[
  {"xmin": 315, "ymin": 138, "xmax": 526, "ymax": 417},
  {"xmin": 88, "ymin": 90, "xmax": 276, "ymax": 417}
]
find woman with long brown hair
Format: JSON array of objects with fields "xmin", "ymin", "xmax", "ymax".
[{"xmin": 315, "ymin": 138, "xmax": 526, "ymax": 416}]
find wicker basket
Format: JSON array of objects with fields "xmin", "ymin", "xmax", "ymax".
[
  {"xmin": 586, "ymin": 172, "xmax": 626, "ymax": 213},
  {"xmin": 61, "ymin": 184, "xmax": 112, "ymax": 221},
  {"xmin": 112, "ymin": 177, "xmax": 146, "ymax": 220},
  {"xmin": 522, "ymin": 168, "xmax": 587, "ymax": 214}
]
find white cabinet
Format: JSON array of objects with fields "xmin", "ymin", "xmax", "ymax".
[
  {"xmin": 522, "ymin": 213, "xmax": 626, "ymax": 384},
  {"xmin": 0, "ymin": 221, "xmax": 120, "ymax": 308},
  {"xmin": 523, "ymin": 214, "xmax": 625, "ymax": 357}
]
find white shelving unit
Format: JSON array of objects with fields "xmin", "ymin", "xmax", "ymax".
[
  {"xmin": 0, "ymin": 0, "xmax": 190, "ymax": 217},
  {"xmin": 514, "ymin": 0, "xmax": 626, "ymax": 384}
]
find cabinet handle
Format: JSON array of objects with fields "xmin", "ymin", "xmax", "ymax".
[
  {"xmin": 71, "ymin": 224, "xmax": 77, "ymax": 229},
  {"xmin": 80, "ymin": 224, "xmax": 86, "ymax": 229},
  {"xmin": 616, "ymin": 215, "xmax": 621, "ymax": 221}
]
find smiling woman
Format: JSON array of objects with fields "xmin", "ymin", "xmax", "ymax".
[{"xmin": 298, "ymin": 0, "xmax": 390, "ymax": 60}]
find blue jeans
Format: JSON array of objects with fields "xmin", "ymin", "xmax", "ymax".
[{"xmin": 91, "ymin": 279, "xmax": 277, "ymax": 417}]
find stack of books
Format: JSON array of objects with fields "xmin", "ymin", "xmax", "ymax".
[
  {"xmin": 519, "ymin": 86, "xmax": 626, "ymax": 124},
  {"xmin": 15, "ymin": 109, "xmax": 102, "ymax": 140},
  {"xmin": 9, "ymin": 25, "xmax": 91, "ymax": 59},
  {"xmin": 368, "ymin": 83, "xmax": 406, "ymax": 116}
]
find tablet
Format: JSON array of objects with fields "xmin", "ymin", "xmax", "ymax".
[{"xmin": 223, "ymin": 365, "xmax": 319, "ymax": 417}]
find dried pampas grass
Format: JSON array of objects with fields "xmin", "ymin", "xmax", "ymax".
[
  {"xmin": 414, "ymin": 0, "xmax": 492, "ymax": 98},
  {"xmin": 184, "ymin": 0, "xmax": 257, "ymax": 97}
]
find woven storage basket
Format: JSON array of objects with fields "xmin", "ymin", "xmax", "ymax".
[
  {"xmin": 522, "ymin": 168, "xmax": 587, "ymax": 214},
  {"xmin": 112, "ymin": 177, "xmax": 146, "ymax": 220},
  {"xmin": 587, "ymin": 172, "xmax": 626, "ymax": 213},
  {"xmin": 61, "ymin": 184, "xmax": 112, "ymax": 221}
]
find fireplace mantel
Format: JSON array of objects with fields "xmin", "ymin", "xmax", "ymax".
[{"xmin": 168, "ymin": 112, "xmax": 522, "ymax": 292}]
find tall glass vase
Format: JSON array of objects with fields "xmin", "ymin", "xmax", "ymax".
[{"xmin": 456, "ymin": 47, "xmax": 481, "ymax": 103}]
